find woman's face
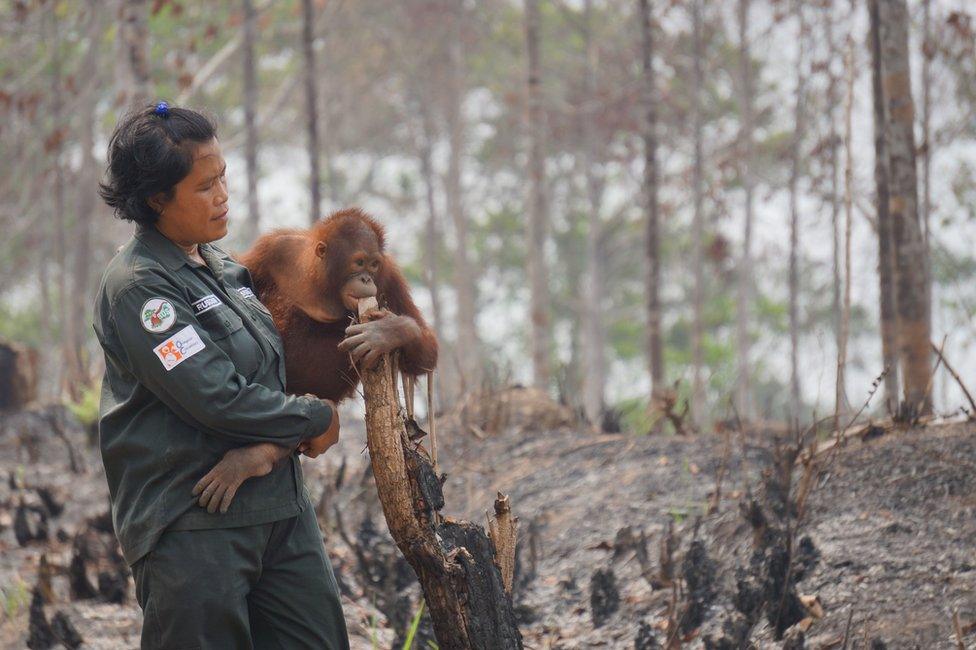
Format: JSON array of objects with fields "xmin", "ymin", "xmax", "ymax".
[{"xmin": 153, "ymin": 138, "xmax": 229, "ymax": 245}]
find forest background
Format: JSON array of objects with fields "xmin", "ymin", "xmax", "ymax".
[{"xmin": 2, "ymin": 0, "xmax": 975, "ymax": 434}]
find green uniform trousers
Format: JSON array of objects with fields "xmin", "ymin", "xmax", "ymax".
[{"xmin": 132, "ymin": 506, "xmax": 349, "ymax": 650}]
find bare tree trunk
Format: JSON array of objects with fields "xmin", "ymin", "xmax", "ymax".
[
  {"xmin": 66, "ymin": 5, "xmax": 103, "ymax": 398},
  {"xmin": 242, "ymin": 0, "xmax": 260, "ymax": 244},
  {"xmin": 920, "ymin": 0, "xmax": 931, "ymax": 245},
  {"xmin": 734, "ymin": 0, "xmax": 754, "ymax": 420},
  {"xmin": 301, "ymin": 0, "xmax": 321, "ymax": 224},
  {"xmin": 921, "ymin": 0, "xmax": 934, "ymax": 408},
  {"xmin": 445, "ymin": 3, "xmax": 480, "ymax": 392},
  {"xmin": 115, "ymin": 0, "xmax": 151, "ymax": 108},
  {"xmin": 323, "ymin": 134, "xmax": 341, "ymax": 210},
  {"xmin": 416, "ymin": 97, "xmax": 451, "ymax": 407},
  {"xmin": 525, "ymin": 0, "xmax": 550, "ymax": 388},
  {"xmin": 55, "ymin": 195, "xmax": 70, "ymax": 388},
  {"xmin": 839, "ymin": 2, "xmax": 856, "ymax": 432},
  {"xmin": 876, "ymin": 0, "xmax": 932, "ymax": 417},
  {"xmin": 787, "ymin": 2, "xmax": 807, "ymax": 424},
  {"xmin": 418, "ymin": 103, "xmax": 445, "ymax": 349},
  {"xmin": 640, "ymin": 0, "xmax": 664, "ymax": 406},
  {"xmin": 825, "ymin": 3, "xmax": 846, "ymax": 421},
  {"xmin": 580, "ymin": 0, "xmax": 606, "ymax": 425},
  {"xmin": 323, "ymin": 76, "xmax": 341, "ymax": 210},
  {"xmin": 35, "ymin": 11, "xmax": 65, "ymax": 397},
  {"xmin": 524, "ymin": 0, "xmax": 552, "ymax": 389},
  {"xmin": 690, "ymin": 0, "xmax": 705, "ymax": 425},
  {"xmin": 869, "ymin": 0, "xmax": 901, "ymax": 410}
]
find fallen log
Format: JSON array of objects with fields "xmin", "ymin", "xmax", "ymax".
[{"xmin": 356, "ymin": 298, "xmax": 522, "ymax": 650}]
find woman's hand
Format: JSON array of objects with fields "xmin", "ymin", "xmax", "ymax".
[{"xmin": 298, "ymin": 399, "xmax": 340, "ymax": 458}]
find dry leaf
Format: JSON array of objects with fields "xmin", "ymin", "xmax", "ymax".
[{"xmin": 800, "ymin": 594, "xmax": 824, "ymax": 618}]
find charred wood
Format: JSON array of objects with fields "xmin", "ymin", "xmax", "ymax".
[
  {"xmin": 589, "ymin": 567, "xmax": 619, "ymax": 628},
  {"xmin": 26, "ymin": 587, "xmax": 55, "ymax": 650},
  {"xmin": 356, "ymin": 298, "xmax": 522, "ymax": 649},
  {"xmin": 50, "ymin": 611, "xmax": 83, "ymax": 649}
]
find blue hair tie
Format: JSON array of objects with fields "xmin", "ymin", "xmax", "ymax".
[{"xmin": 154, "ymin": 101, "xmax": 170, "ymax": 118}]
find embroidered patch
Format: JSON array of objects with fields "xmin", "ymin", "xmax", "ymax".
[
  {"xmin": 140, "ymin": 298, "xmax": 176, "ymax": 333},
  {"xmin": 153, "ymin": 325, "xmax": 205, "ymax": 371},
  {"xmin": 237, "ymin": 287, "xmax": 257, "ymax": 300},
  {"xmin": 192, "ymin": 294, "xmax": 223, "ymax": 315}
]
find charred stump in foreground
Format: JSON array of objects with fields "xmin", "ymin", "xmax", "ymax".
[
  {"xmin": 0, "ymin": 339, "xmax": 38, "ymax": 411},
  {"xmin": 356, "ymin": 300, "xmax": 522, "ymax": 650}
]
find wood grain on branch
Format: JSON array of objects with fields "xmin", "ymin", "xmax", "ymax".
[{"xmin": 356, "ymin": 298, "xmax": 522, "ymax": 650}]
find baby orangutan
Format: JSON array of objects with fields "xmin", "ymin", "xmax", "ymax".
[{"xmin": 191, "ymin": 209, "xmax": 438, "ymax": 514}]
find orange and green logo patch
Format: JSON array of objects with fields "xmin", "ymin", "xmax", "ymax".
[{"xmin": 140, "ymin": 298, "xmax": 176, "ymax": 333}]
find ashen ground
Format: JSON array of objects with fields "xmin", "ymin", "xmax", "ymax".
[{"xmin": 1, "ymin": 394, "xmax": 974, "ymax": 649}]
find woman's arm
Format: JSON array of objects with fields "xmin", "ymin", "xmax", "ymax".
[{"xmin": 105, "ymin": 278, "xmax": 333, "ymax": 448}]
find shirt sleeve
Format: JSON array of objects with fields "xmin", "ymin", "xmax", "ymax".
[{"xmin": 107, "ymin": 278, "xmax": 332, "ymax": 447}]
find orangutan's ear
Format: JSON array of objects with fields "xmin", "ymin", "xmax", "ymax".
[{"xmin": 259, "ymin": 234, "xmax": 343, "ymax": 323}]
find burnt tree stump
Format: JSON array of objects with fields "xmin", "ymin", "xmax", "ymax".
[
  {"xmin": 356, "ymin": 299, "xmax": 522, "ymax": 650},
  {"xmin": 0, "ymin": 339, "xmax": 38, "ymax": 411}
]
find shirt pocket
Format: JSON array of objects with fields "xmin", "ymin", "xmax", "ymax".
[
  {"xmin": 197, "ymin": 307, "xmax": 262, "ymax": 380},
  {"xmin": 240, "ymin": 293, "xmax": 282, "ymax": 340}
]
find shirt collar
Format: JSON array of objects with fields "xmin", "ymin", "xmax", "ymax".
[
  {"xmin": 134, "ymin": 224, "xmax": 225, "ymax": 276},
  {"xmin": 200, "ymin": 243, "xmax": 225, "ymax": 277}
]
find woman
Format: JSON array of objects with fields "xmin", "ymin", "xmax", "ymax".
[{"xmin": 93, "ymin": 102, "xmax": 349, "ymax": 649}]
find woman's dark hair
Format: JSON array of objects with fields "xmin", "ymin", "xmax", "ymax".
[{"xmin": 98, "ymin": 104, "xmax": 217, "ymax": 225}]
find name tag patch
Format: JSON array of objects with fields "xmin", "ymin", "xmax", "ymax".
[
  {"xmin": 192, "ymin": 294, "xmax": 222, "ymax": 315},
  {"xmin": 237, "ymin": 287, "xmax": 256, "ymax": 300},
  {"xmin": 153, "ymin": 325, "xmax": 206, "ymax": 371}
]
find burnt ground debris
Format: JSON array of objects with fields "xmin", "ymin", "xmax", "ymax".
[{"xmin": 1, "ymin": 396, "xmax": 975, "ymax": 648}]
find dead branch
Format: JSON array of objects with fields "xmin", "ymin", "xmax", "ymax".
[
  {"xmin": 913, "ymin": 335, "xmax": 947, "ymax": 427},
  {"xmin": 664, "ymin": 581, "xmax": 682, "ymax": 649},
  {"xmin": 652, "ymin": 382, "xmax": 691, "ymax": 435},
  {"xmin": 841, "ymin": 605, "xmax": 855, "ymax": 650},
  {"xmin": 175, "ymin": 0, "xmax": 277, "ymax": 104},
  {"xmin": 355, "ymin": 298, "xmax": 522, "ymax": 649},
  {"xmin": 427, "ymin": 371, "xmax": 438, "ymax": 472},
  {"xmin": 45, "ymin": 409, "xmax": 84, "ymax": 475},
  {"xmin": 657, "ymin": 518, "xmax": 677, "ymax": 588},
  {"xmin": 953, "ymin": 610, "xmax": 965, "ymax": 650},
  {"xmin": 794, "ymin": 439, "xmax": 820, "ymax": 520},
  {"xmin": 707, "ymin": 426, "xmax": 732, "ymax": 515},
  {"xmin": 930, "ymin": 341, "xmax": 976, "ymax": 419},
  {"xmin": 813, "ymin": 366, "xmax": 890, "ymax": 472}
]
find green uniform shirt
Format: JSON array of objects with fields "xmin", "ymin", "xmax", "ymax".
[{"xmin": 93, "ymin": 224, "xmax": 333, "ymax": 566}]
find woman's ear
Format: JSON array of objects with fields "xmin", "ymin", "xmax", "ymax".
[{"xmin": 147, "ymin": 193, "xmax": 166, "ymax": 215}]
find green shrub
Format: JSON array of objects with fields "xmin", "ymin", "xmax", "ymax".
[
  {"xmin": 66, "ymin": 381, "xmax": 101, "ymax": 444},
  {"xmin": 1, "ymin": 578, "xmax": 29, "ymax": 620}
]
